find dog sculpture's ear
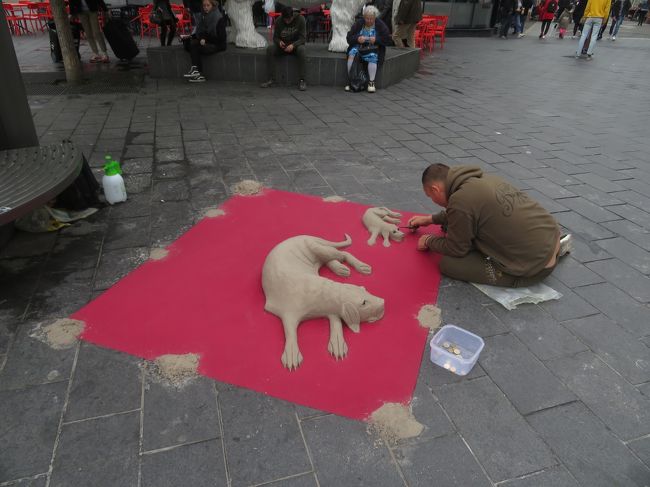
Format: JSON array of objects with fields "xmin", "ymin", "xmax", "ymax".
[{"xmin": 341, "ymin": 302, "xmax": 361, "ymax": 333}]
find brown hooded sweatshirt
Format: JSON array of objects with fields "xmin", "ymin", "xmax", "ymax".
[{"xmin": 427, "ymin": 166, "xmax": 560, "ymax": 277}]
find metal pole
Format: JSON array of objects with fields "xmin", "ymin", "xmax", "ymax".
[{"xmin": 0, "ymin": 1, "xmax": 39, "ymax": 150}]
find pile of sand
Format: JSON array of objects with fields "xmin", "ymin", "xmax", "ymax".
[
  {"xmin": 149, "ymin": 248, "xmax": 169, "ymax": 260},
  {"xmin": 204, "ymin": 208, "xmax": 225, "ymax": 218},
  {"xmin": 32, "ymin": 318, "xmax": 85, "ymax": 349},
  {"xmin": 147, "ymin": 353, "xmax": 200, "ymax": 387},
  {"xmin": 231, "ymin": 180, "xmax": 263, "ymax": 196},
  {"xmin": 369, "ymin": 403, "xmax": 424, "ymax": 444},
  {"xmin": 322, "ymin": 195, "xmax": 346, "ymax": 203},
  {"xmin": 417, "ymin": 304, "xmax": 442, "ymax": 331}
]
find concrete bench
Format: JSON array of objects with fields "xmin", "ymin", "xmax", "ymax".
[{"xmin": 147, "ymin": 43, "xmax": 420, "ymax": 89}]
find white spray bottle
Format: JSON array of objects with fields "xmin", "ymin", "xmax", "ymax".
[{"xmin": 102, "ymin": 155, "xmax": 127, "ymax": 204}]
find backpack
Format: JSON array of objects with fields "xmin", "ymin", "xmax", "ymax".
[
  {"xmin": 547, "ymin": 0, "xmax": 557, "ymax": 12},
  {"xmin": 348, "ymin": 52, "xmax": 368, "ymax": 93}
]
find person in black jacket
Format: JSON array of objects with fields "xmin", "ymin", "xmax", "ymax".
[
  {"xmin": 345, "ymin": 6, "xmax": 390, "ymax": 93},
  {"xmin": 183, "ymin": 0, "xmax": 227, "ymax": 82},
  {"xmin": 608, "ymin": 0, "xmax": 631, "ymax": 39},
  {"xmin": 154, "ymin": 0, "xmax": 177, "ymax": 46},
  {"xmin": 499, "ymin": 0, "xmax": 515, "ymax": 38},
  {"xmin": 69, "ymin": 0, "xmax": 109, "ymax": 63},
  {"xmin": 572, "ymin": 0, "xmax": 586, "ymax": 36}
]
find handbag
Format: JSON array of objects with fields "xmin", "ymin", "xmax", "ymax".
[
  {"xmin": 358, "ymin": 43, "xmax": 378, "ymax": 55},
  {"xmin": 348, "ymin": 52, "xmax": 368, "ymax": 92}
]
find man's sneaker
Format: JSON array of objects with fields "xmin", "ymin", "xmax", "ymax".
[
  {"xmin": 518, "ymin": 33, "xmax": 525, "ymax": 38},
  {"xmin": 344, "ymin": 85, "xmax": 350, "ymax": 92},
  {"xmin": 260, "ymin": 79, "xmax": 275, "ymax": 88},
  {"xmin": 367, "ymin": 81, "xmax": 376, "ymax": 93},
  {"xmin": 189, "ymin": 74, "xmax": 206, "ymax": 82},
  {"xmin": 184, "ymin": 66, "xmax": 199, "ymax": 78},
  {"xmin": 587, "ymin": 54, "xmax": 593, "ymax": 60},
  {"xmin": 298, "ymin": 79, "xmax": 307, "ymax": 91},
  {"xmin": 559, "ymin": 234, "xmax": 573, "ymax": 257},
  {"xmin": 612, "ymin": 35, "xmax": 616, "ymax": 40},
  {"xmin": 542, "ymin": 35, "xmax": 546, "ymax": 39}
]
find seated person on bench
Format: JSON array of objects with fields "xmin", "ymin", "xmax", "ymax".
[{"xmin": 183, "ymin": 0, "xmax": 227, "ymax": 83}]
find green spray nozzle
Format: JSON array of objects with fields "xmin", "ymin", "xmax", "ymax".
[{"xmin": 104, "ymin": 160, "xmax": 122, "ymax": 176}]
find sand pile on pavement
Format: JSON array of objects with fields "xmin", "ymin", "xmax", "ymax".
[
  {"xmin": 204, "ymin": 208, "xmax": 225, "ymax": 218},
  {"xmin": 369, "ymin": 403, "xmax": 424, "ymax": 444},
  {"xmin": 417, "ymin": 305, "xmax": 442, "ymax": 331},
  {"xmin": 148, "ymin": 353, "xmax": 200, "ymax": 387},
  {"xmin": 149, "ymin": 248, "xmax": 169, "ymax": 260},
  {"xmin": 32, "ymin": 318, "xmax": 85, "ymax": 349},
  {"xmin": 323, "ymin": 196, "xmax": 346, "ymax": 203},
  {"xmin": 231, "ymin": 180, "xmax": 263, "ymax": 196}
]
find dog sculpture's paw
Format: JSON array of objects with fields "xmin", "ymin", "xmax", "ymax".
[
  {"xmin": 328, "ymin": 335, "xmax": 348, "ymax": 360},
  {"xmin": 282, "ymin": 344, "xmax": 303, "ymax": 370},
  {"xmin": 357, "ymin": 262, "xmax": 372, "ymax": 275}
]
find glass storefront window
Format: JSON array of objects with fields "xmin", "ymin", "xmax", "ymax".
[{"xmin": 422, "ymin": 0, "xmax": 493, "ymax": 29}]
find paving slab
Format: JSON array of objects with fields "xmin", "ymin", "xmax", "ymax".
[
  {"xmin": 586, "ymin": 258, "xmax": 650, "ymax": 303},
  {"xmin": 0, "ymin": 382, "xmax": 66, "ymax": 483},
  {"xmin": 596, "ymin": 237, "xmax": 650, "ymax": 275},
  {"xmin": 527, "ymin": 402, "xmax": 650, "ymax": 487},
  {"xmin": 141, "ymin": 440, "xmax": 227, "ymax": 487},
  {"xmin": 478, "ymin": 333, "xmax": 575, "ymax": 415},
  {"xmin": 546, "ymin": 351, "xmax": 650, "ymax": 441},
  {"xmin": 395, "ymin": 434, "xmax": 491, "ymax": 486},
  {"xmin": 50, "ymin": 411, "xmax": 140, "ymax": 487},
  {"xmin": 301, "ymin": 414, "xmax": 404, "ymax": 487},
  {"xmin": 434, "ymin": 376, "xmax": 555, "ymax": 482}
]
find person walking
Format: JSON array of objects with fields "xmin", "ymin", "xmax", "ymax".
[
  {"xmin": 557, "ymin": 6, "xmax": 572, "ymax": 37},
  {"xmin": 69, "ymin": 0, "xmax": 110, "ymax": 63},
  {"xmin": 153, "ymin": 0, "xmax": 177, "ymax": 46},
  {"xmin": 576, "ymin": 0, "xmax": 612, "ymax": 58},
  {"xmin": 519, "ymin": 0, "xmax": 533, "ymax": 35},
  {"xmin": 183, "ymin": 0, "xmax": 227, "ymax": 82},
  {"xmin": 538, "ymin": 0, "xmax": 558, "ymax": 38},
  {"xmin": 637, "ymin": 0, "xmax": 648, "ymax": 24},
  {"xmin": 608, "ymin": 0, "xmax": 631, "ymax": 39},
  {"xmin": 499, "ymin": 0, "xmax": 515, "ymax": 38},
  {"xmin": 572, "ymin": 0, "xmax": 586, "ymax": 36},
  {"xmin": 391, "ymin": 0, "xmax": 421, "ymax": 47}
]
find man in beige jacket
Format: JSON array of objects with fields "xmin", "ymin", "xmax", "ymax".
[{"xmin": 576, "ymin": 0, "xmax": 613, "ymax": 58}]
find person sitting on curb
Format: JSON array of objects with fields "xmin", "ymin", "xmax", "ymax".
[
  {"xmin": 261, "ymin": 6, "xmax": 308, "ymax": 91},
  {"xmin": 345, "ymin": 5, "xmax": 390, "ymax": 93},
  {"xmin": 407, "ymin": 163, "xmax": 573, "ymax": 288},
  {"xmin": 183, "ymin": 0, "xmax": 227, "ymax": 83}
]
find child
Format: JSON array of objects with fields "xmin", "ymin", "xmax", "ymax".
[{"xmin": 557, "ymin": 8, "xmax": 572, "ymax": 38}]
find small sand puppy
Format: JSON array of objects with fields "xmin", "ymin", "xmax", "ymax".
[
  {"xmin": 363, "ymin": 207, "xmax": 405, "ymax": 247},
  {"xmin": 262, "ymin": 235, "xmax": 385, "ymax": 370}
]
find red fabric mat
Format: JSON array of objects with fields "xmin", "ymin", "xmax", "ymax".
[{"xmin": 74, "ymin": 190, "xmax": 442, "ymax": 419}]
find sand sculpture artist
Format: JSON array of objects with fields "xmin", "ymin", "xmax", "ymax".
[
  {"xmin": 225, "ymin": 0, "xmax": 367, "ymax": 51},
  {"xmin": 262, "ymin": 235, "xmax": 385, "ymax": 370},
  {"xmin": 362, "ymin": 207, "xmax": 405, "ymax": 247}
]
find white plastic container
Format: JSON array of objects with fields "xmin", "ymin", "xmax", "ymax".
[
  {"xmin": 430, "ymin": 324, "xmax": 484, "ymax": 375},
  {"xmin": 102, "ymin": 157, "xmax": 127, "ymax": 205}
]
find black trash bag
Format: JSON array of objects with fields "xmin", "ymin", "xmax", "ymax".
[
  {"xmin": 54, "ymin": 155, "xmax": 102, "ymax": 210},
  {"xmin": 348, "ymin": 52, "xmax": 368, "ymax": 93}
]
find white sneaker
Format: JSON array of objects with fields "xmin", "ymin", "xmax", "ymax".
[
  {"xmin": 559, "ymin": 234, "xmax": 573, "ymax": 257},
  {"xmin": 612, "ymin": 35, "xmax": 616, "ymax": 40},
  {"xmin": 344, "ymin": 85, "xmax": 350, "ymax": 92},
  {"xmin": 184, "ymin": 66, "xmax": 199, "ymax": 78},
  {"xmin": 367, "ymin": 81, "xmax": 376, "ymax": 93},
  {"xmin": 189, "ymin": 74, "xmax": 206, "ymax": 82}
]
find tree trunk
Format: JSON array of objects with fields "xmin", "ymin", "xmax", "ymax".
[{"xmin": 50, "ymin": 0, "xmax": 83, "ymax": 82}]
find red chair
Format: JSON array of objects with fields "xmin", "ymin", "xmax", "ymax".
[
  {"xmin": 3, "ymin": 4, "xmax": 30, "ymax": 35},
  {"xmin": 171, "ymin": 4, "xmax": 191, "ymax": 35},
  {"xmin": 431, "ymin": 15, "xmax": 447, "ymax": 49},
  {"xmin": 137, "ymin": 4, "xmax": 158, "ymax": 38},
  {"xmin": 267, "ymin": 11, "xmax": 280, "ymax": 40}
]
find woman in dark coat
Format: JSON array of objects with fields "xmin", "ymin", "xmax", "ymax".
[
  {"xmin": 183, "ymin": 0, "xmax": 227, "ymax": 82},
  {"xmin": 345, "ymin": 5, "xmax": 390, "ymax": 93},
  {"xmin": 153, "ymin": 0, "xmax": 178, "ymax": 46}
]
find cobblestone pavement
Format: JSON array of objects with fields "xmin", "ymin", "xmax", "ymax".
[{"xmin": 2, "ymin": 28, "xmax": 650, "ymax": 487}]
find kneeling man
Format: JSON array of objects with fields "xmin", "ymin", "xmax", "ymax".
[{"xmin": 408, "ymin": 163, "xmax": 572, "ymax": 287}]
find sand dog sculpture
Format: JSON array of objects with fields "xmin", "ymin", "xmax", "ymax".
[
  {"xmin": 225, "ymin": 0, "xmax": 367, "ymax": 51},
  {"xmin": 262, "ymin": 234, "xmax": 385, "ymax": 370},
  {"xmin": 362, "ymin": 207, "xmax": 405, "ymax": 247}
]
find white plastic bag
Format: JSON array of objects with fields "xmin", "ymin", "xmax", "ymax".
[{"xmin": 471, "ymin": 282, "xmax": 562, "ymax": 310}]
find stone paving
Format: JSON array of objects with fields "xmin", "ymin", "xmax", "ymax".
[{"xmin": 2, "ymin": 24, "xmax": 650, "ymax": 487}]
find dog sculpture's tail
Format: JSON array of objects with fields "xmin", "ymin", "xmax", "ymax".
[{"xmin": 314, "ymin": 234, "xmax": 352, "ymax": 248}]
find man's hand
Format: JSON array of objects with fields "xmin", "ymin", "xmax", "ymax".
[
  {"xmin": 279, "ymin": 40, "xmax": 286, "ymax": 49},
  {"xmin": 200, "ymin": 38, "xmax": 206, "ymax": 46},
  {"xmin": 369, "ymin": 36, "xmax": 376, "ymax": 44},
  {"xmin": 407, "ymin": 215, "xmax": 433, "ymax": 229},
  {"xmin": 357, "ymin": 35, "xmax": 366, "ymax": 43},
  {"xmin": 417, "ymin": 235, "xmax": 431, "ymax": 251},
  {"xmin": 285, "ymin": 43, "xmax": 294, "ymax": 52}
]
